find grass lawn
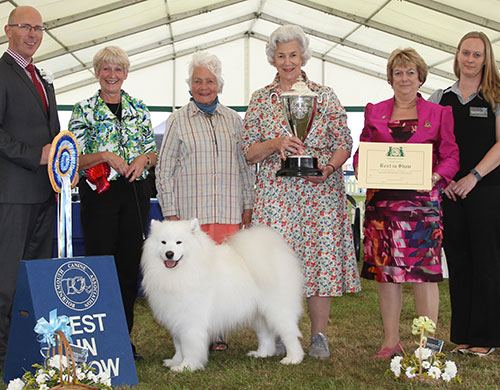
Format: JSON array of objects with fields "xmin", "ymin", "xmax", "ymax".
[
  {"xmin": 120, "ymin": 276, "xmax": 500, "ymax": 390},
  {"xmin": 2, "ymin": 195, "xmax": 499, "ymax": 389},
  {"xmin": 2, "ymin": 276, "xmax": 499, "ymax": 390}
]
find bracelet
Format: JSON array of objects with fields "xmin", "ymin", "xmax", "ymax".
[
  {"xmin": 470, "ymin": 168, "xmax": 482, "ymax": 181},
  {"xmin": 326, "ymin": 163, "xmax": 337, "ymax": 173},
  {"xmin": 432, "ymin": 173, "xmax": 440, "ymax": 186}
]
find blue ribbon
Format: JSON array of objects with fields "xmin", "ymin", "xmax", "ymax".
[
  {"xmin": 58, "ymin": 175, "xmax": 73, "ymax": 258},
  {"xmin": 34, "ymin": 309, "xmax": 73, "ymax": 349}
]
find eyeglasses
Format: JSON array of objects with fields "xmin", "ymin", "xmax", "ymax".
[{"xmin": 8, "ymin": 23, "xmax": 46, "ymax": 33}]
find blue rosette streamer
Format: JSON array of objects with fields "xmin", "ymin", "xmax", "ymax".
[
  {"xmin": 48, "ymin": 131, "xmax": 79, "ymax": 258},
  {"xmin": 34, "ymin": 309, "xmax": 73, "ymax": 357}
]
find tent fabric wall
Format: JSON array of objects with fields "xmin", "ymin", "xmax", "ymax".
[{"xmin": 2, "ymin": 0, "xmax": 500, "ymax": 108}]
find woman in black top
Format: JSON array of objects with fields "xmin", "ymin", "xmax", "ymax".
[{"xmin": 429, "ymin": 31, "xmax": 500, "ymax": 356}]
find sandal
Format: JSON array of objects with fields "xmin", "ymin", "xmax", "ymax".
[
  {"xmin": 452, "ymin": 344, "xmax": 470, "ymax": 353},
  {"xmin": 209, "ymin": 340, "xmax": 228, "ymax": 352},
  {"xmin": 463, "ymin": 347, "xmax": 495, "ymax": 357}
]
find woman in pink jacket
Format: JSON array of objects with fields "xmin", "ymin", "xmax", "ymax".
[{"xmin": 353, "ymin": 48, "xmax": 459, "ymax": 359}]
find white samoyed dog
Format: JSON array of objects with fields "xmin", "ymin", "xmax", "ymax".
[{"xmin": 141, "ymin": 218, "xmax": 305, "ymax": 372}]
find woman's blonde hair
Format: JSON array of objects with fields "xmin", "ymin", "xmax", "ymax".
[
  {"xmin": 93, "ymin": 46, "xmax": 130, "ymax": 73},
  {"xmin": 386, "ymin": 48, "xmax": 428, "ymax": 86},
  {"xmin": 454, "ymin": 31, "xmax": 500, "ymax": 109}
]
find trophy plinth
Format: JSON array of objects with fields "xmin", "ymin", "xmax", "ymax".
[
  {"xmin": 272, "ymin": 81, "xmax": 325, "ymax": 177},
  {"xmin": 277, "ymin": 156, "xmax": 323, "ymax": 177}
]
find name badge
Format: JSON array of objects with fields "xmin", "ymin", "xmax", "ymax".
[{"xmin": 470, "ymin": 107, "xmax": 488, "ymax": 118}]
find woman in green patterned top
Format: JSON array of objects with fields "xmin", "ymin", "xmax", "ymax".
[{"xmin": 68, "ymin": 46, "xmax": 157, "ymax": 361}]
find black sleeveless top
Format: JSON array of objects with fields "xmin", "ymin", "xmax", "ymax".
[{"xmin": 439, "ymin": 89, "xmax": 500, "ymax": 185}]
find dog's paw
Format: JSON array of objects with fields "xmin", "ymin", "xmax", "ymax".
[
  {"xmin": 247, "ymin": 350, "xmax": 271, "ymax": 358},
  {"xmin": 170, "ymin": 361, "xmax": 205, "ymax": 372},
  {"xmin": 280, "ymin": 354, "xmax": 303, "ymax": 365},
  {"xmin": 163, "ymin": 359, "xmax": 181, "ymax": 368},
  {"xmin": 170, "ymin": 364, "xmax": 190, "ymax": 372}
]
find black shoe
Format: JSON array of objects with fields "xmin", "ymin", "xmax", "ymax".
[{"xmin": 131, "ymin": 343, "xmax": 143, "ymax": 361}]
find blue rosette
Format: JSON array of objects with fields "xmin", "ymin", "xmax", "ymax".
[
  {"xmin": 48, "ymin": 131, "xmax": 79, "ymax": 193},
  {"xmin": 48, "ymin": 131, "xmax": 79, "ymax": 258}
]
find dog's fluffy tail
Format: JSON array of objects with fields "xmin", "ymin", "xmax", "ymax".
[{"xmin": 227, "ymin": 225, "xmax": 304, "ymax": 319}]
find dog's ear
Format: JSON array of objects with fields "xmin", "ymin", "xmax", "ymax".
[
  {"xmin": 190, "ymin": 218, "xmax": 201, "ymax": 232},
  {"xmin": 150, "ymin": 219, "xmax": 161, "ymax": 231}
]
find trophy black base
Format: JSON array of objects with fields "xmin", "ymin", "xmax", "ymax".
[{"xmin": 276, "ymin": 156, "xmax": 323, "ymax": 177}]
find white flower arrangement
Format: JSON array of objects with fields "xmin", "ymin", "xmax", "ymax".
[
  {"xmin": 6, "ymin": 309, "xmax": 112, "ymax": 390},
  {"xmin": 5, "ymin": 355, "xmax": 112, "ymax": 390},
  {"xmin": 389, "ymin": 316, "xmax": 461, "ymax": 384},
  {"xmin": 39, "ymin": 68, "xmax": 54, "ymax": 84}
]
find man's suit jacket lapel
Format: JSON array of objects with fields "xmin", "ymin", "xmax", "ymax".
[{"xmin": 4, "ymin": 53, "xmax": 50, "ymax": 119}]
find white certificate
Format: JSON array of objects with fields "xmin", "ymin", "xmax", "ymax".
[{"xmin": 357, "ymin": 142, "xmax": 433, "ymax": 190}]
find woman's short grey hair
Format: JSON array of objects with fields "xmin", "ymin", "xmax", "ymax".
[
  {"xmin": 186, "ymin": 51, "xmax": 224, "ymax": 93},
  {"xmin": 266, "ymin": 25, "xmax": 312, "ymax": 66},
  {"xmin": 93, "ymin": 46, "xmax": 130, "ymax": 73}
]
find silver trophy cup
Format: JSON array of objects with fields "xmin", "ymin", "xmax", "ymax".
[{"xmin": 273, "ymin": 81, "xmax": 325, "ymax": 177}]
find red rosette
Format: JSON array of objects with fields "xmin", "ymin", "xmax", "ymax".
[{"xmin": 86, "ymin": 162, "xmax": 111, "ymax": 194}]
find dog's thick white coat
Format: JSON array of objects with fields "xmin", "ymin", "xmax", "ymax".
[{"xmin": 141, "ymin": 219, "xmax": 304, "ymax": 372}]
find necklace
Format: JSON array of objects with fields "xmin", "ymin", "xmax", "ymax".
[
  {"xmin": 112, "ymin": 102, "xmax": 121, "ymax": 117},
  {"xmin": 394, "ymin": 101, "xmax": 416, "ymax": 109},
  {"xmin": 105, "ymin": 101, "xmax": 121, "ymax": 119}
]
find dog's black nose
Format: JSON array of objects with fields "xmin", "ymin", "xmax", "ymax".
[{"xmin": 165, "ymin": 251, "xmax": 174, "ymax": 259}]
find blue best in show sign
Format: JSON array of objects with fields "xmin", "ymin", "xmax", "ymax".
[{"xmin": 3, "ymin": 256, "xmax": 138, "ymax": 386}]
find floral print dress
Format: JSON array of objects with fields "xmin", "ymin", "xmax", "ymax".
[{"xmin": 242, "ymin": 73, "xmax": 361, "ymax": 297}]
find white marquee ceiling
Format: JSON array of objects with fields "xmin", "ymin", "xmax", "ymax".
[{"xmin": 2, "ymin": 0, "xmax": 500, "ymax": 107}]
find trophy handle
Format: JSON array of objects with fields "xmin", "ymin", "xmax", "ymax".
[
  {"xmin": 316, "ymin": 91, "xmax": 329, "ymax": 124},
  {"xmin": 269, "ymin": 92, "xmax": 293, "ymax": 137},
  {"xmin": 270, "ymin": 92, "xmax": 279, "ymax": 103}
]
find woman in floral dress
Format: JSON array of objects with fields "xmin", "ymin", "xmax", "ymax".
[{"xmin": 242, "ymin": 25, "xmax": 360, "ymax": 359}]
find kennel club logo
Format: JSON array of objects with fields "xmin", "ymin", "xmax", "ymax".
[{"xmin": 54, "ymin": 261, "xmax": 99, "ymax": 311}]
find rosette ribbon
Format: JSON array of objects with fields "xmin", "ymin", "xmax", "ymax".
[
  {"xmin": 58, "ymin": 174, "xmax": 73, "ymax": 258},
  {"xmin": 47, "ymin": 131, "xmax": 79, "ymax": 258},
  {"xmin": 34, "ymin": 309, "xmax": 73, "ymax": 357},
  {"xmin": 87, "ymin": 162, "xmax": 111, "ymax": 194}
]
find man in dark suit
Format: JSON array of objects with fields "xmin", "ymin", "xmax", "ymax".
[{"xmin": 0, "ymin": 5, "xmax": 60, "ymax": 366}]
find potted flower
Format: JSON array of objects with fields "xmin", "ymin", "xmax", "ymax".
[{"xmin": 389, "ymin": 316, "xmax": 461, "ymax": 383}]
